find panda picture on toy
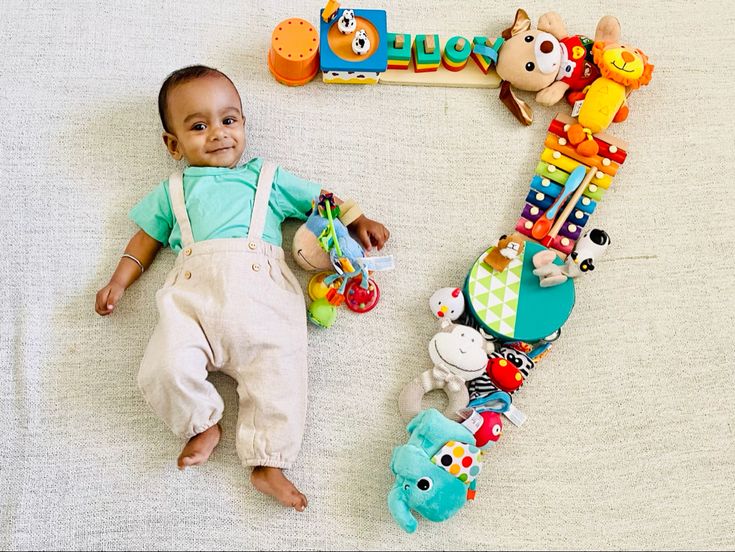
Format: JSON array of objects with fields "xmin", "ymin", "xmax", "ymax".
[
  {"xmin": 352, "ymin": 29, "xmax": 371, "ymax": 55},
  {"xmin": 337, "ymin": 9, "xmax": 356, "ymax": 34}
]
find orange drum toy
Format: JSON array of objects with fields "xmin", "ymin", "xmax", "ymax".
[{"xmin": 268, "ymin": 18, "xmax": 320, "ymax": 86}]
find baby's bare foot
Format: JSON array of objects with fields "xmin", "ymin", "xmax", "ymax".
[
  {"xmin": 177, "ymin": 424, "xmax": 221, "ymax": 470},
  {"xmin": 251, "ymin": 466, "xmax": 308, "ymax": 511}
]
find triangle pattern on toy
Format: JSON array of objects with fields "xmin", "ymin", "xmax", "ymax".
[{"xmin": 468, "ymin": 248, "xmax": 525, "ymax": 337}]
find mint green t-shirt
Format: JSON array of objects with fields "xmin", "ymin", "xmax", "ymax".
[{"xmin": 129, "ymin": 158, "xmax": 322, "ymax": 252}]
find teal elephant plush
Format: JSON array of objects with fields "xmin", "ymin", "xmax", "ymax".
[{"xmin": 388, "ymin": 408, "xmax": 484, "ymax": 533}]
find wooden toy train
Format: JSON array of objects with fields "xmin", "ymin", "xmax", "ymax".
[{"xmin": 267, "ymin": 3, "xmax": 502, "ymax": 88}]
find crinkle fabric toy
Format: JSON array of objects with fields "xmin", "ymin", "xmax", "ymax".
[
  {"xmin": 432, "ymin": 440, "xmax": 484, "ymax": 486},
  {"xmin": 468, "ymin": 345, "xmax": 535, "ymax": 402},
  {"xmin": 388, "ymin": 408, "xmax": 482, "ymax": 533}
]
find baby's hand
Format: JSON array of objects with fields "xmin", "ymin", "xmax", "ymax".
[
  {"xmin": 95, "ymin": 282, "xmax": 125, "ymax": 316},
  {"xmin": 350, "ymin": 215, "xmax": 390, "ymax": 252}
]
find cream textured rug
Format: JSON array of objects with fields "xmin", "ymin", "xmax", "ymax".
[{"xmin": 1, "ymin": 0, "xmax": 734, "ymax": 549}]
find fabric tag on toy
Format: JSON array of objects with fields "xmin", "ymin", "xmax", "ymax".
[
  {"xmin": 356, "ymin": 255, "xmax": 395, "ymax": 272},
  {"xmin": 503, "ymin": 403, "xmax": 527, "ymax": 427},
  {"xmin": 571, "ymin": 99, "xmax": 584, "ymax": 117},
  {"xmin": 431, "ymin": 440, "xmax": 483, "ymax": 484},
  {"xmin": 458, "ymin": 408, "xmax": 484, "ymax": 434}
]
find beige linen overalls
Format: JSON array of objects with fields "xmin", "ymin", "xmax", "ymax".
[{"xmin": 137, "ymin": 162, "xmax": 308, "ymax": 469}]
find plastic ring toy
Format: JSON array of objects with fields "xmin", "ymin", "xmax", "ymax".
[{"xmin": 344, "ymin": 277, "xmax": 380, "ymax": 313}]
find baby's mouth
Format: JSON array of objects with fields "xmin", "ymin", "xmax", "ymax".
[{"xmin": 208, "ymin": 146, "xmax": 234, "ymax": 153}]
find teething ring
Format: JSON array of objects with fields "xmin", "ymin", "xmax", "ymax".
[{"xmin": 398, "ymin": 370, "xmax": 469, "ymax": 423}]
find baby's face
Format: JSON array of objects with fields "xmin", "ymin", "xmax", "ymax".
[{"xmin": 163, "ymin": 75, "xmax": 246, "ymax": 168}]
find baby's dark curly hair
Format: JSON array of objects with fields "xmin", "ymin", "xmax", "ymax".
[{"xmin": 158, "ymin": 65, "xmax": 240, "ymax": 132}]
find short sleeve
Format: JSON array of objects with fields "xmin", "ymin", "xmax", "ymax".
[
  {"xmin": 128, "ymin": 180, "xmax": 174, "ymax": 246},
  {"xmin": 272, "ymin": 165, "xmax": 323, "ymax": 221}
]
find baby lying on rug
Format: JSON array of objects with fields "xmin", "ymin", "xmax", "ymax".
[{"xmin": 94, "ymin": 65, "xmax": 389, "ymax": 510}]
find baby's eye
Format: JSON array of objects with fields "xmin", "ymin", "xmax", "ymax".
[
  {"xmin": 223, "ymin": 117, "xmax": 236, "ymax": 125},
  {"xmin": 192, "ymin": 123, "xmax": 206, "ymax": 131}
]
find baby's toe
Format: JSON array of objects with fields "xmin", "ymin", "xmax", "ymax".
[{"xmin": 293, "ymin": 492, "xmax": 308, "ymax": 511}]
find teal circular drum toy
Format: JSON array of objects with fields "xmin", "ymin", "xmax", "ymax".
[{"xmin": 463, "ymin": 241, "xmax": 574, "ymax": 342}]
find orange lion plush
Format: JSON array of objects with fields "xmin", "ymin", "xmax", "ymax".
[{"xmin": 567, "ymin": 16, "xmax": 654, "ymax": 157}]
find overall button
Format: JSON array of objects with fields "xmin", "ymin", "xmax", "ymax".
[
  {"xmin": 184, "ymin": 247, "xmax": 192, "ymax": 256},
  {"xmin": 184, "ymin": 271, "xmax": 192, "ymax": 279},
  {"xmin": 248, "ymin": 241, "xmax": 257, "ymax": 250},
  {"xmin": 252, "ymin": 263, "xmax": 261, "ymax": 272}
]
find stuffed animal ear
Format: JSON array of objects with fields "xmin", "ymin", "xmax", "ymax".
[
  {"xmin": 484, "ymin": 340, "xmax": 496, "ymax": 354},
  {"xmin": 594, "ymin": 15, "xmax": 621, "ymax": 44},
  {"xmin": 500, "ymin": 81, "xmax": 533, "ymax": 126},
  {"xmin": 537, "ymin": 11, "xmax": 567, "ymax": 39},
  {"xmin": 501, "ymin": 8, "xmax": 532, "ymax": 40}
]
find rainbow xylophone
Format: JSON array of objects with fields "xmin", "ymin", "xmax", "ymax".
[{"xmin": 514, "ymin": 112, "xmax": 628, "ymax": 259}]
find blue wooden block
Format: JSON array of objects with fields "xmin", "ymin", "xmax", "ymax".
[{"xmin": 319, "ymin": 8, "xmax": 388, "ymax": 73}]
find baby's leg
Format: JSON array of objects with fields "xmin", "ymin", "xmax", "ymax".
[
  {"xmin": 229, "ymin": 317, "xmax": 308, "ymax": 509},
  {"xmin": 232, "ymin": 344, "xmax": 308, "ymax": 510},
  {"xmin": 226, "ymin": 256, "xmax": 309, "ymax": 509},
  {"xmin": 138, "ymin": 311, "xmax": 224, "ymax": 469}
]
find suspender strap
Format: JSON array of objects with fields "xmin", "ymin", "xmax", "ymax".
[
  {"xmin": 247, "ymin": 161, "xmax": 276, "ymax": 241},
  {"xmin": 168, "ymin": 171, "xmax": 195, "ymax": 248}
]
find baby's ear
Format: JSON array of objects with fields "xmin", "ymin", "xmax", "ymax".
[{"xmin": 162, "ymin": 132, "xmax": 183, "ymax": 161}]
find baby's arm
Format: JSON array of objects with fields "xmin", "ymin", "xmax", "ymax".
[
  {"xmin": 95, "ymin": 229, "xmax": 162, "ymax": 316},
  {"xmin": 322, "ymin": 190, "xmax": 390, "ymax": 252}
]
